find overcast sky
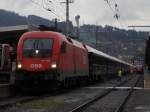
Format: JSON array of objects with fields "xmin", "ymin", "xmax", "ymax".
[{"xmin": 0, "ymin": 0, "xmax": 150, "ymax": 30}]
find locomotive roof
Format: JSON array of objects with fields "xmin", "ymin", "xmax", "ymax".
[
  {"xmin": 20, "ymin": 31, "xmax": 64, "ymax": 39},
  {"xmin": 22, "ymin": 31, "xmax": 86, "ymax": 50},
  {"xmin": 86, "ymin": 45, "xmax": 133, "ymax": 66}
]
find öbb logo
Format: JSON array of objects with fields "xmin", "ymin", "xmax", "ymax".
[{"xmin": 30, "ymin": 64, "xmax": 42, "ymax": 69}]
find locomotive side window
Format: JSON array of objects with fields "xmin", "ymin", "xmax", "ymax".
[
  {"xmin": 60, "ymin": 42, "xmax": 66, "ymax": 54},
  {"xmin": 23, "ymin": 38, "xmax": 53, "ymax": 57}
]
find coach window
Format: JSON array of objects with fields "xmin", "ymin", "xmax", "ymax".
[{"xmin": 60, "ymin": 42, "xmax": 66, "ymax": 53}]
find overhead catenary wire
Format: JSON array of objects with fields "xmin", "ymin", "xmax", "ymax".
[
  {"xmin": 111, "ymin": 0, "xmax": 129, "ymax": 29},
  {"xmin": 105, "ymin": 0, "xmax": 115, "ymax": 13},
  {"xmin": 42, "ymin": 0, "xmax": 66, "ymax": 17},
  {"xmin": 31, "ymin": 0, "xmax": 65, "ymax": 20},
  {"xmin": 30, "ymin": 0, "xmax": 65, "ymax": 21},
  {"xmin": 52, "ymin": 0, "xmax": 66, "ymax": 12},
  {"xmin": 104, "ymin": 0, "xmax": 124, "ymax": 29},
  {"xmin": 112, "ymin": 0, "xmax": 117, "ymax": 6},
  {"xmin": 43, "ymin": 0, "xmax": 76, "ymax": 25}
]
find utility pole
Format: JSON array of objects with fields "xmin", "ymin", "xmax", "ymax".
[
  {"xmin": 95, "ymin": 25, "xmax": 98, "ymax": 49},
  {"xmin": 61, "ymin": 0, "xmax": 74, "ymax": 35}
]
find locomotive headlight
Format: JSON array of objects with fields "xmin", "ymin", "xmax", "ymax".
[
  {"xmin": 35, "ymin": 49, "xmax": 39, "ymax": 54},
  {"xmin": 51, "ymin": 62, "xmax": 57, "ymax": 68},
  {"xmin": 17, "ymin": 61, "xmax": 22, "ymax": 69}
]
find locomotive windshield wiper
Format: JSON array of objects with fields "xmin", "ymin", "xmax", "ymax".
[{"xmin": 33, "ymin": 40, "xmax": 38, "ymax": 49}]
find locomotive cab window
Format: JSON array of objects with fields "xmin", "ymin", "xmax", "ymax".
[
  {"xmin": 23, "ymin": 38, "xmax": 53, "ymax": 57},
  {"xmin": 60, "ymin": 42, "xmax": 66, "ymax": 54}
]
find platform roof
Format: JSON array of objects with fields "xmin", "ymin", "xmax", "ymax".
[
  {"xmin": 0, "ymin": 25, "xmax": 28, "ymax": 33},
  {"xmin": 0, "ymin": 25, "xmax": 30, "ymax": 46}
]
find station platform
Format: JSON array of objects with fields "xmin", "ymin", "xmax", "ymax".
[
  {"xmin": 124, "ymin": 89, "xmax": 150, "ymax": 112},
  {"xmin": 0, "ymin": 83, "xmax": 12, "ymax": 98},
  {"xmin": 124, "ymin": 73, "xmax": 150, "ymax": 112}
]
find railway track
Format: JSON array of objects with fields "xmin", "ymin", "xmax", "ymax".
[
  {"xmin": 0, "ymin": 75, "xmax": 138, "ymax": 111},
  {"xmin": 68, "ymin": 75, "xmax": 141, "ymax": 112}
]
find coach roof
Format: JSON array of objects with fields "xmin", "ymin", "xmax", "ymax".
[{"xmin": 86, "ymin": 45, "xmax": 133, "ymax": 66}]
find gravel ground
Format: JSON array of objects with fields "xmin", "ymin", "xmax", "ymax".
[
  {"xmin": 83, "ymin": 90, "xmax": 129, "ymax": 112},
  {"xmin": 0, "ymin": 75, "xmax": 133, "ymax": 112},
  {"xmin": 123, "ymin": 90, "xmax": 150, "ymax": 112}
]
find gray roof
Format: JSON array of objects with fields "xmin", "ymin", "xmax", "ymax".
[
  {"xmin": 0, "ymin": 25, "xmax": 28, "ymax": 33},
  {"xmin": 86, "ymin": 45, "xmax": 133, "ymax": 67}
]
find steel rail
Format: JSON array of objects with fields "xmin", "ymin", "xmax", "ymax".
[{"xmin": 68, "ymin": 76, "xmax": 134, "ymax": 112}]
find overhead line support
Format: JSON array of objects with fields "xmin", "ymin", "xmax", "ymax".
[{"xmin": 61, "ymin": 0, "xmax": 74, "ymax": 35}]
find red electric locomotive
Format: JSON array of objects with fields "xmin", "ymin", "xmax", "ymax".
[{"xmin": 15, "ymin": 31, "xmax": 89, "ymax": 89}]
